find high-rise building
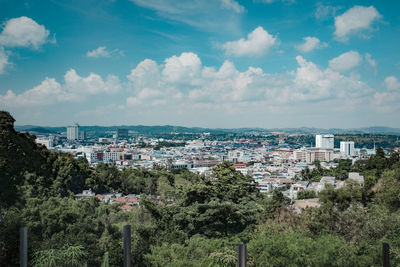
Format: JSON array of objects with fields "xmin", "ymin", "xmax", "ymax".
[
  {"xmin": 340, "ymin": 141, "xmax": 355, "ymax": 157},
  {"xmin": 79, "ymin": 131, "xmax": 85, "ymax": 141},
  {"xmin": 315, "ymin": 134, "xmax": 334, "ymax": 149},
  {"xmin": 67, "ymin": 123, "xmax": 79, "ymax": 140}
]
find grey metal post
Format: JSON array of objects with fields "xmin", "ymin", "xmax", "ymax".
[
  {"xmin": 383, "ymin": 242, "xmax": 390, "ymax": 267},
  {"xmin": 123, "ymin": 225, "xmax": 131, "ymax": 267},
  {"xmin": 20, "ymin": 227, "xmax": 28, "ymax": 267},
  {"xmin": 238, "ymin": 244, "xmax": 246, "ymax": 267}
]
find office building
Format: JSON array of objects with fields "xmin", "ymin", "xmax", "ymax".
[
  {"xmin": 340, "ymin": 141, "xmax": 355, "ymax": 157},
  {"xmin": 103, "ymin": 151, "xmax": 121, "ymax": 162},
  {"xmin": 294, "ymin": 148, "xmax": 334, "ymax": 163},
  {"xmin": 315, "ymin": 134, "xmax": 334, "ymax": 149},
  {"xmin": 67, "ymin": 123, "xmax": 79, "ymax": 140}
]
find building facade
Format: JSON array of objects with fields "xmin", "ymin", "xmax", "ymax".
[
  {"xmin": 340, "ymin": 141, "xmax": 355, "ymax": 157},
  {"xmin": 315, "ymin": 134, "xmax": 334, "ymax": 149},
  {"xmin": 103, "ymin": 151, "xmax": 121, "ymax": 162},
  {"xmin": 67, "ymin": 123, "xmax": 79, "ymax": 140},
  {"xmin": 294, "ymin": 148, "xmax": 333, "ymax": 163}
]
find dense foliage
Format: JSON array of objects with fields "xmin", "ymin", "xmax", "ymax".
[{"xmin": 1, "ymin": 111, "xmax": 400, "ymax": 266}]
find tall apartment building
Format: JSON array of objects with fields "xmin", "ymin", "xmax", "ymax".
[
  {"xmin": 67, "ymin": 123, "xmax": 79, "ymax": 140},
  {"xmin": 340, "ymin": 141, "xmax": 355, "ymax": 157},
  {"xmin": 315, "ymin": 134, "xmax": 334, "ymax": 149},
  {"xmin": 79, "ymin": 131, "xmax": 85, "ymax": 141}
]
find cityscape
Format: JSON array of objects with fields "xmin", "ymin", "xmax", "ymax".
[
  {"xmin": 1, "ymin": 0, "xmax": 400, "ymax": 266},
  {"xmin": 35, "ymin": 124, "xmax": 383, "ymax": 203}
]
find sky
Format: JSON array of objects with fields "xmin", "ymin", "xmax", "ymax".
[{"xmin": 0, "ymin": 0, "xmax": 399, "ymax": 128}]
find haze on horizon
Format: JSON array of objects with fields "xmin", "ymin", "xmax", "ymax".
[{"xmin": 0, "ymin": 0, "xmax": 399, "ymax": 129}]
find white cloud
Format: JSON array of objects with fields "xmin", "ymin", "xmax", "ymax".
[
  {"xmin": 328, "ymin": 51, "xmax": 362, "ymax": 72},
  {"xmin": 129, "ymin": 0, "xmax": 242, "ymax": 32},
  {"xmin": 87, "ymin": 46, "xmax": 109, "ymax": 58},
  {"xmin": 296, "ymin": 36, "xmax": 327, "ymax": 53},
  {"xmin": 64, "ymin": 69, "xmax": 121, "ymax": 95},
  {"xmin": 373, "ymin": 85, "xmax": 400, "ymax": 112},
  {"xmin": 0, "ymin": 69, "xmax": 120, "ymax": 107},
  {"xmin": 384, "ymin": 76, "xmax": 400, "ymax": 91},
  {"xmin": 221, "ymin": 0, "xmax": 245, "ymax": 13},
  {"xmin": 162, "ymin": 52, "xmax": 202, "ymax": 84},
  {"xmin": 0, "ymin": 16, "xmax": 52, "ymax": 49},
  {"xmin": 5, "ymin": 52, "xmax": 389, "ymax": 126},
  {"xmin": 334, "ymin": 6, "xmax": 381, "ymax": 41},
  {"xmin": 0, "ymin": 47, "xmax": 10, "ymax": 74},
  {"xmin": 315, "ymin": 3, "xmax": 338, "ymax": 20},
  {"xmin": 127, "ymin": 59, "xmax": 160, "ymax": 89},
  {"xmin": 86, "ymin": 46, "xmax": 123, "ymax": 58},
  {"xmin": 293, "ymin": 56, "xmax": 370, "ymax": 103},
  {"xmin": 123, "ymin": 52, "xmax": 372, "ymax": 112},
  {"xmin": 254, "ymin": 0, "xmax": 296, "ymax": 4},
  {"xmin": 365, "ymin": 53, "xmax": 377, "ymax": 69},
  {"xmin": 222, "ymin": 26, "xmax": 278, "ymax": 57}
]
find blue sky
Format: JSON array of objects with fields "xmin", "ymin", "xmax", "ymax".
[{"xmin": 0, "ymin": 0, "xmax": 399, "ymax": 128}]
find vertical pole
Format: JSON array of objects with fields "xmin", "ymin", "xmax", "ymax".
[
  {"xmin": 123, "ymin": 225, "xmax": 131, "ymax": 267},
  {"xmin": 383, "ymin": 242, "xmax": 390, "ymax": 267},
  {"xmin": 238, "ymin": 244, "xmax": 247, "ymax": 267},
  {"xmin": 20, "ymin": 227, "xmax": 27, "ymax": 267}
]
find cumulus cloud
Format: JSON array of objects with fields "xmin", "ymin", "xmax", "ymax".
[
  {"xmin": 0, "ymin": 16, "xmax": 53, "ymax": 49},
  {"xmin": 127, "ymin": 59, "xmax": 160, "ymax": 89},
  {"xmin": 63, "ymin": 69, "xmax": 121, "ymax": 95},
  {"xmin": 5, "ymin": 52, "xmax": 387, "ymax": 125},
  {"xmin": 328, "ymin": 51, "xmax": 362, "ymax": 72},
  {"xmin": 334, "ymin": 6, "xmax": 381, "ymax": 41},
  {"xmin": 222, "ymin": 26, "xmax": 278, "ymax": 57},
  {"xmin": 296, "ymin": 36, "xmax": 327, "ymax": 53},
  {"xmin": 162, "ymin": 52, "xmax": 202, "ymax": 84},
  {"xmin": 221, "ymin": 0, "xmax": 245, "ymax": 13},
  {"xmin": 385, "ymin": 76, "xmax": 400, "ymax": 91},
  {"xmin": 0, "ymin": 69, "xmax": 120, "ymax": 107},
  {"xmin": 374, "ymin": 77, "xmax": 400, "ymax": 112},
  {"xmin": 123, "ymin": 52, "xmax": 372, "ymax": 112},
  {"xmin": 0, "ymin": 47, "xmax": 10, "ymax": 74},
  {"xmin": 86, "ymin": 46, "xmax": 123, "ymax": 58}
]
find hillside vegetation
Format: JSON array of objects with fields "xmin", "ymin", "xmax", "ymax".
[{"xmin": 1, "ymin": 111, "xmax": 400, "ymax": 266}]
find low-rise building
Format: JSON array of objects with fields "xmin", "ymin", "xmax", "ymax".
[{"xmin": 348, "ymin": 172, "xmax": 364, "ymax": 186}]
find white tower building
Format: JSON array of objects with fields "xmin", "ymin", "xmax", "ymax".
[
  {"xmin": 67, "ymin": 123, "xmax": 79, "ymax": 140},
  {"xmin": 340, "ymin": 141, "xmax": 355, "ymax": 157}
]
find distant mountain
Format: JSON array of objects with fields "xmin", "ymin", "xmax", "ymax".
[{"xmin": 14, "ymin": 124, "xmax": 400, "ymax": 135}]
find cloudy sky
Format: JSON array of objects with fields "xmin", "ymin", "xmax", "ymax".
[{"xmin": 0, "ymin": 0, "xmax": 399, "ymax": 128}]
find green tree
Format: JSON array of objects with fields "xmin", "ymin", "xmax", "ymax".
[
  {"xmin": 146, "ymin": 235, "xmax": 239, "ymax": 267},
  {"xmin": 0, "ymin": 111, "xmax": 51, "ymax": 224},
  {"xmin": 143, "ymin": 162, "xmax": 263, "ymax": 239},
  {"xmin": 319, "ymin": 181, "xmax": 362, "ymax": 211},
  {"xmin": 297, "ymin": 190, "xmax": 316, "ymax": 200},
  {"xmin": 32, "ymin": 245, "xmax": 87, "ymax": 267}
]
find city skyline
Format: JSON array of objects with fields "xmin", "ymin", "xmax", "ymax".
[{"xmin": 1, "ymin": 0, "xmax": 400, "ymax": 128}]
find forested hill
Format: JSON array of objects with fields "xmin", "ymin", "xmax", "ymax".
[
  {"xmin": 1, "ymin": 110, "xmax": 400, "ymax": 266},
  {"xmin": 14, "ymin": 124, "xmax": 400, "ymax": 135}
]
